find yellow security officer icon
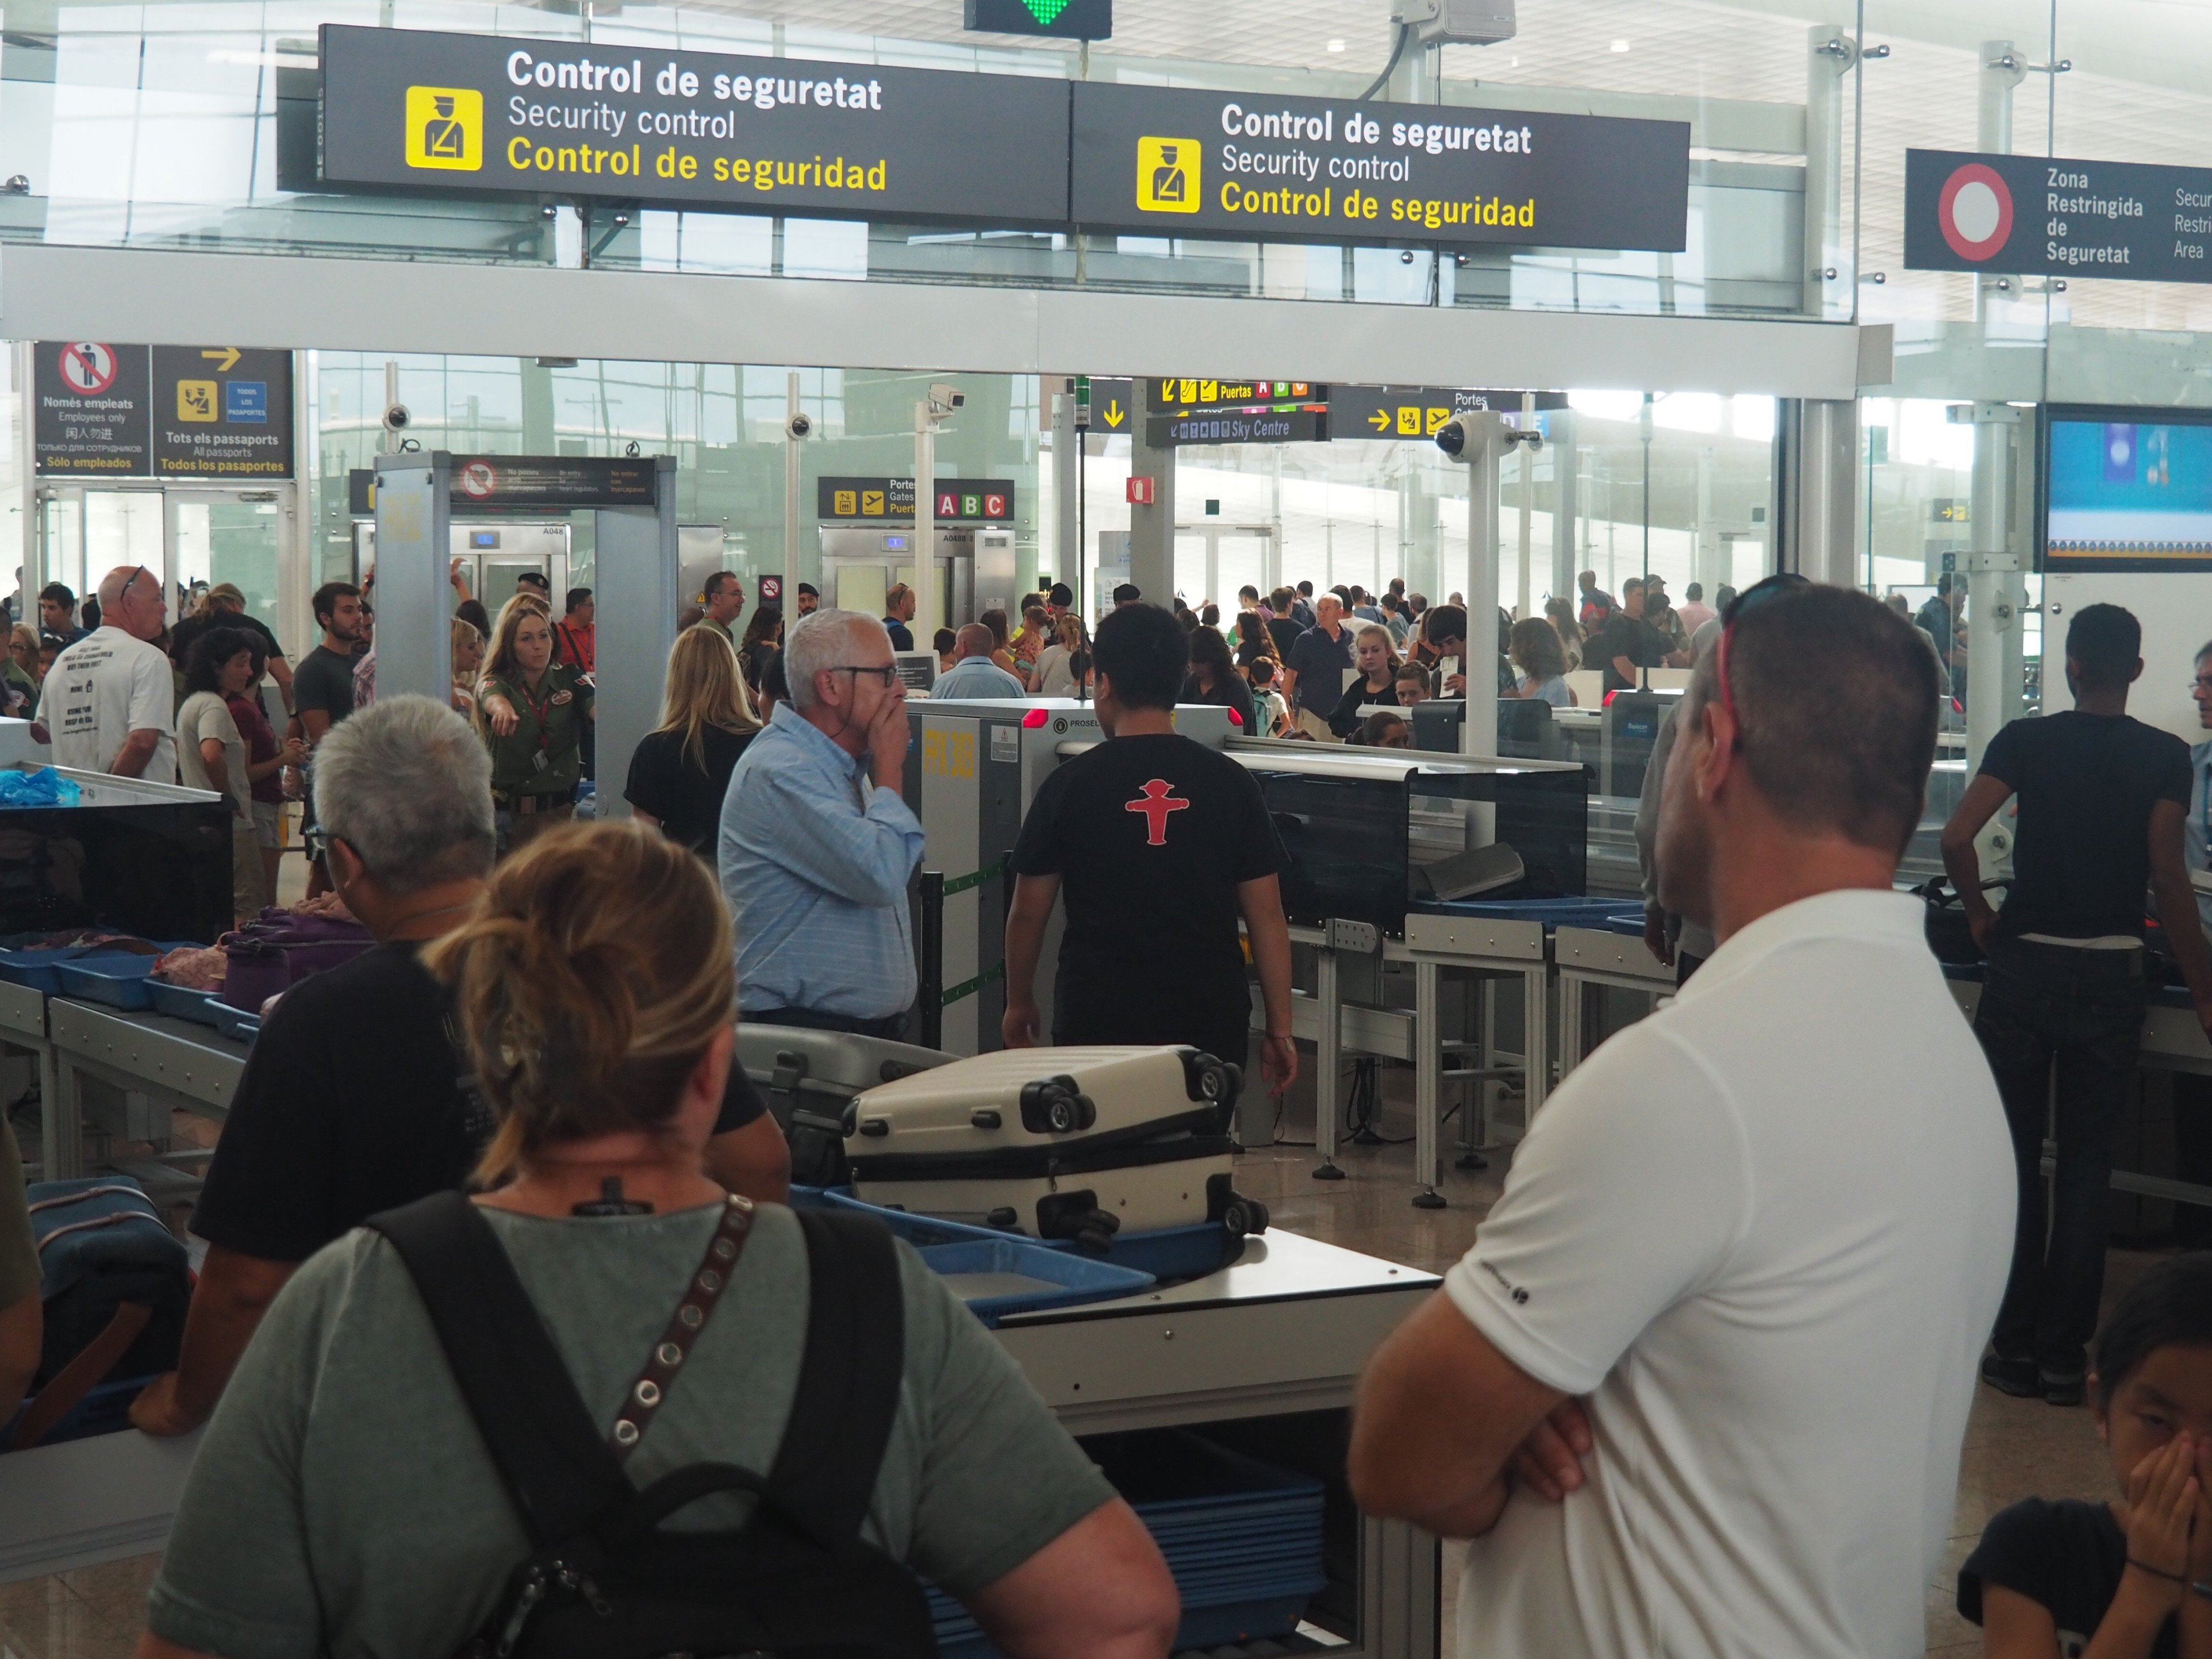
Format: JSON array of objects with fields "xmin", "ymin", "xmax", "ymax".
[
  {"xmin": 1136, "ymin": 138, "xmax": 1201, "ymax": 213},
  {"xmin": 176, "ymin": 380, "xmax": 217, "ymax": 422},
  {"xmin": 405, "ymin": 86, "xmax": 483, "ymax": 171}
]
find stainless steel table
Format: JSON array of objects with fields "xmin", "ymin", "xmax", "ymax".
[
  {"xmin": 1402, "ymin": 912, "xmax": 1548, "ymax": 1207},
  {"xmin": 0, "ymin": 979, "xmax": 61, "ymax": 1179},
  {"xmin": 1553, "ymin": 924, "xmax": 1674, "ymax": 1079},
  {"xmin": 43, "ymin": 1000, "xmax": 248, "ymax": 1181},
  {"xmin": 0, "ymin": 1228, "xmax": 1444, "ymax": 1658}
]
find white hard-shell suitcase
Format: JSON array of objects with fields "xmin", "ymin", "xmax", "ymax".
[
  {"xmin": 735, "ymin": 1024, "xmax": 953, "ymax": 1188},
  {"xmin": 843, "ymin": 1045, "xmax": 1269, "ymax": 1250}
]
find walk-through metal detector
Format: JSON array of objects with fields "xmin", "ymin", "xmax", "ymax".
[{"xmin": 372, "ymin": 452, "xmax": 679, "ymax": 816}]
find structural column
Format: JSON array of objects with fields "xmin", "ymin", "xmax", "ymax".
[
  {"xmin": 1128, "ymin": 380, "xmax": 1176, "ymax": 608},
  {"xmin": 1778, "ymin": 399, "xmax": 1858, "ymax": 589}
]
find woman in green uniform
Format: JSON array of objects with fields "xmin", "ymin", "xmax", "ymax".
[{"xmin": 476, "ymin": 602, "xmax": 592, "ymax": 856}]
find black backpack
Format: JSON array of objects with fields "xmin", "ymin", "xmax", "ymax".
[{"xmin": 365, "ymin": 1192, "xmax": 938, "ymax": 1659}]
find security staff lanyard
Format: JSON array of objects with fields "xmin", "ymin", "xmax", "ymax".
[{"xmin": 516, "ymin": 670, "xmax": 559, "ymax": 774}]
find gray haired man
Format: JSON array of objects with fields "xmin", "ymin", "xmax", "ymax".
[{"xmin": 133, "ymin": 697, "xmax": 788, "ymax": 1437}]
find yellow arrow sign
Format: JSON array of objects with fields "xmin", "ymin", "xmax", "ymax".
[
  {"xmin": 1368, "ymin": 410, "xmax": 1392, "ymax": 430},
  {"xmin": 1100, "ymin": 399, "xmax": 1125, "ymax": 429},
  {"xmin": 201, "ymin": 347, "xmax": 241, "ymax": 372}
]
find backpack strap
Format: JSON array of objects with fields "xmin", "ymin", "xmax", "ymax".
[
  {"xmin": 11, "ymin": 1302, "xmax": 150, "ymax": 1450},
  {"xmin": 769, "ymin": 1209, "xmax": 905, "ymax": 1550},
  {"xmin": 364, "ymin": 1192, "xmax": 625, "ymax": 1543}
]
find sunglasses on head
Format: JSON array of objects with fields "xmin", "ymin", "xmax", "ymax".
[{"xmin": 1715, "ymin": 573, "xmax": 1811, "ymax": 735}]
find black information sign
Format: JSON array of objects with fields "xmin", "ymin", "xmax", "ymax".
[
  {"xmin": 152, "ymin": 346, "xmax": 294, "ymax": 478},
  {"xmin": 1071, "ymin": 84, "xmax": 1687, "ymax": 251},
  {"xmin": 1332, "ymin": 385, "xmax": 1568, "ymax": 439},
  {"xmin": 1906, "ymin": 148, "xmax": 2212, "ymax": 283},
  {"xmin": 1147, "ymin": 410, "xmax": 1331, "ymax": 446},
  {"xmin": 451, "ymin": 456, "xmax": 658, "ymax": 508},
  {"xmin": 354, "ymin": 457, "xmax": 659, "ymax": 511},
  {"xmin": 35, "ymin": 342, "xmax": 152, "ymax": 476},
  {"xmin": 320, "ymin": 24, "xmax": 1069, "ymax": 226},
  {"xmin": 964, "ymin": 0, "xmax": 1112, "ymax": 40},
  {"xmin": 817, "ymin": 477, "xmax": 1016, "ymax": 520}
]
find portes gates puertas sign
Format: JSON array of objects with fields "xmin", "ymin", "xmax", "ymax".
[
  {"xmin": 816, "ymin": 477, "xmax": 1017, "ymax": 521},
  {"xmin": 1070, "ymin": 84, "xmax": 1688, "ymax": 251},
  {"xmin": 1906, "ymin": 148, "xmax": 2212, "ymax": 284},
  {"xmin": 319, "ymin": 24, "xmax": 1069, "ymax": 226}
]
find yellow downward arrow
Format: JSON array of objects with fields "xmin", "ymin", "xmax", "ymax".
[
  {"xmin": 1102, "ymin": 400, "xmax": 1125, "ymax": 428},
  {"xmin": 201, "ymin": 347, "xmax": 241, "ymax": 372}
]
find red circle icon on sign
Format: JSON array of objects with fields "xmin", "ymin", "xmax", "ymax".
[
  {"xmin": 460, "ymin": 461, "xmax": 498, "ymax": 498},
  {"xmin": 1938, "ymin": 163, "xmax": 2013, "ymax": 262},
  {"xmin": 58, "ymin": 342, "xmax": 117, "ymax": 395}
]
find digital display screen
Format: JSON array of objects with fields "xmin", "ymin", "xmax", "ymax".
[
  {"xmin": 2044, "ymin": 405, "xmax": 2212, "ymax": 571},
  {"xmin": 469, "ymin": 530, "xmax": 500, "ymax": 548}
]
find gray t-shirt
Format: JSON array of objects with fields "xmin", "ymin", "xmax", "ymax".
[
  {"xmin": 175, "ymin": 690, "xmax": 248, "ymax": 813},
  {"xmin": 148, "ymin": 1202, "xmax": 1114, "ymax": 1659}
]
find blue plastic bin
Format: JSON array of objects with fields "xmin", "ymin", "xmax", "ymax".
[
  {"xmin": 53, "ymin": 957, "xmax": 160, "ymax": 1010},
  {"xmin": 1409, "ymin": 895, "xmax": 1634, "ymax": 929},
  {"xmin": 0, "ymin": 948, "xmax": 143, "ymax": 995},
  {"xmin": 912, "ymin": 1238, "xmax": 1152, "ymax": 1326},
  {"xmin": 926, "ymin": 1430, "xmax": 1326, "ymax": 1657},
  {"xmin": 147, "ymin": 979, "xmax": 224, "ymax": 1026},
  {"xmin": 805, "ymin": 1186, "xmax": 1243, "ymax": 1285},
  {"xmin": 211, "ymin": 1003, "xmax": 262, "ymax": 1045}
]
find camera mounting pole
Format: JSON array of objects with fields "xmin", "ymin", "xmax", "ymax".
[{"xmin": 1436, "ymin": 410, "xmax": 1542, "ymax": 761}]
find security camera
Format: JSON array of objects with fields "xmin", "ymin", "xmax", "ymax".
[
  {"xmin": 1434, "ymin": 410, "xmax": 1542, "ymax": 459},
  {"xmin": 927, "ymin": 383, "xmax": 966, "ymax": 416},
  {"xmin": 382, "ymin": 403, "xmax": 411, "ymax": 433},
  {"xmin": 785, "ymin": 411, "xmax": 814, "ymax": 440}
]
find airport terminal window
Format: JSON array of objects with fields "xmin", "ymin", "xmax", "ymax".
[{"xmin": 0, "ymin": 0, "xmax": 1869, "ymax": 322}]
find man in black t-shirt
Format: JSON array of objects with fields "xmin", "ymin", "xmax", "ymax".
[
  {"xmin": 130, "ymin": 698, "xmax": 789, "ymax": 1439},
  {"xmin": 1942, "ymin": 604, "xmax": 2212, "ymax": 1404},
  {"xmin": 1583, "ymin": 577, "xmax": 1683, "ymax": 693},
  {"xmin": 1004, "ymin": 604, "xmax": 1297, "ymax": 1097},
  {"xmin": 170, "ymin": 583, "xmax": 294, "ymax": 710}
]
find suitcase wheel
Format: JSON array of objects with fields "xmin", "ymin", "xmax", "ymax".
[{"xmin": 1220, "ymin": 1193, "xmax": 1270, "ymax": 1238}]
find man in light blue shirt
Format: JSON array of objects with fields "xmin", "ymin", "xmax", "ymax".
[
  {"xmin": 931, "ymin": 624, "xmax": 1026, "ymax": 701},
  {"xmin": 719, "ymin": 609, "xmax": 924, "ymax": 1037}
]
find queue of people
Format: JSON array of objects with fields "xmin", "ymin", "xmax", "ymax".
[{"xmin": 24, "ymin": 560, "xmax": 2212, "ymax": 1659}]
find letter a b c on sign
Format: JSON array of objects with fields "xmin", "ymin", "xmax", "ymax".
[{"xmin": 1938, "ymin": 163, "xmax": 2012, "ymax": 261}]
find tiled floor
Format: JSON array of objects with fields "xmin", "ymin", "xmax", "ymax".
[{"xmin": 1, "ymin": 1078, "xmax": 2146, "ymax": 1659}]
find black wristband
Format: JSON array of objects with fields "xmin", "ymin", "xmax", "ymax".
[
  {"xmin": 2194, "ymin": 1578, "xmax": 2212, "ymax": 1600},
  {"xmin": 2126, "ymin": 1557, "xmax": 2189, "ymax": 1584}
]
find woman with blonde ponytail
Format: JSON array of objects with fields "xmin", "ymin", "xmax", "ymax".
[{"xmin": 145, "ymin": 821, "xmax": 1177, "ymax": 1659}]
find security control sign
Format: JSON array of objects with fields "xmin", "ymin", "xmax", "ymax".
[
  {"xmin": 152, "ymin": 346, "xmax": 294, "ymax": 478},
  {"xmin": 35, "ymin": 342, "xmax": 152, "ymax": 476},
  {"xmin": 319, "ymin": 24, "xmax": 1068, "ymax": 225},
  {"xmin": 817, "ymin": 477, "xmax": 1017, "ymax": 520},
  {"xmin": 1071, "ymin": 84, "xmax": 1688, "ymax": 251},
  {"xmin": 1907, "ymin": 148, "xmax": 2212, "ymax": 284}
]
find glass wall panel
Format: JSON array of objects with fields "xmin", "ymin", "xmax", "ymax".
[{"xmin": 0, "ymin": 0, "xmax": 1832, "ymax": 318}]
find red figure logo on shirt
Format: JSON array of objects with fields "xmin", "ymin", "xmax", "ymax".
[{"xmin": 1125, "ymin": 779, "xmax": 1190, "ymax": 846}]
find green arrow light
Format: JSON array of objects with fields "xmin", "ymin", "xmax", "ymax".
[{"xmin": 1023, "ymin": 0, "xmax": 1072, "ymax": 19}]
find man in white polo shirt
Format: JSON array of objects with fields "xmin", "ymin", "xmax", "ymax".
[
  {"xmin": 38, "ymin": 565, "xmax": 175, "ymax": 781},
  {"xmin": 1350, "ymin": 580, "xmax": 2015, "ymax": 1659}
]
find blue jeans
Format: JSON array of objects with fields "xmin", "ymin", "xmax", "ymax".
[{"xmin": 1974, "ymin": 938, "xmax": 2148, "ymax": 1380}]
